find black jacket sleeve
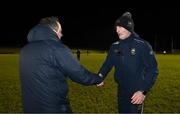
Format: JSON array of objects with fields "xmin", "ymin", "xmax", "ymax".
[
  {"xmin": 98, "ymin": 46, "xmax": 114, "ymax": 79},
  {"xmin": 141, "ymin": 42, "xmax": 159, "ymax": 92},
  {"xmin": 54, "ymin": 47, "xmax": 103, "ymax": 85}
]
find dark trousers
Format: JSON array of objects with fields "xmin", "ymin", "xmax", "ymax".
[
  {"xmin": 118, "ymin": 88, "xmax": 143, "ymax": 113},
  {"xmin": 58, "ymin": 104, "xmax": 73, "ymax": 113},
  {"xmin": 23, "ymin": 102, "xmax": 72, "ymax": 113}
]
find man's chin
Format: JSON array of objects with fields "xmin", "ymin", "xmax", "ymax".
[{"xmin": 119, "ymin": 37, "xmax": 126, "ymax": 40}]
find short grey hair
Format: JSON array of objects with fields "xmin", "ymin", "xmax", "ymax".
[{"xmin": 39, "ymin": 16, "xmax": 60, "ymax": 32}]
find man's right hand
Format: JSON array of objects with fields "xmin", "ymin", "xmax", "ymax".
[{"xmin": 96, "ymin": 81, "xmax": 104, "ymax": 87}]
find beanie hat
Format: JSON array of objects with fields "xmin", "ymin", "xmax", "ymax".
[{"xmin": 115, "ymin": 12, "xmax": 134, "ymax": 32}]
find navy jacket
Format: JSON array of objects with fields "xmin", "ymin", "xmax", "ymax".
[
  {"xmin": 20, "ymin": 25, "xmax": 102, "ymax": 112},
  {"xmin": 99, "ymin": 33, "xmax": 158, "ymax": 94}
]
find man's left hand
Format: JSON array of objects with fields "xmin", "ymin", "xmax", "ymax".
[{"xmin": 131, "ymin": 91, "xmax": 145, "ymax": 104}]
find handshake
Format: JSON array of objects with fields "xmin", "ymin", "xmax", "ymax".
[
  {"xmin": 96, "ymin": 73, "xmax": 104, "ymax": 87},
  {"xmin": 96, "ymin": 81, "xmax": 104, "ymax": 87}
]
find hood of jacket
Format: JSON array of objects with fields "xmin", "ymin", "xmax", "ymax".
[{"xmin": 27, "ymin": 25, "xmax": 59, "ymax": 42}]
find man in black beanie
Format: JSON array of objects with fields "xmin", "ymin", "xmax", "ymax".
[{"xmin": 97, "ymin": 12, "xmax": 159, "ymax": 113}]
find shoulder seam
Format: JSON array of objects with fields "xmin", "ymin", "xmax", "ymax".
[
  {"xmin": 112, "ymin": 41, "xmax": 119, "ymax": 45},
  {"xmin": 133, "ymin": 38, "xmax": 145, "ymax": 43}
]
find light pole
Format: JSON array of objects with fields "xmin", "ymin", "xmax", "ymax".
[
  {"xmin": 154, "ymin": 34, "xmax": 157, "ymax": 53},
  {"xmin": 171, "ymin": 35, "xmax": 174, "ymax": 53}
]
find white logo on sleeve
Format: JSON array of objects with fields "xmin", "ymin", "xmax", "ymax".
[{"xmin": 150, "ymin": 50, "xmax": 154, "ymax": 55}]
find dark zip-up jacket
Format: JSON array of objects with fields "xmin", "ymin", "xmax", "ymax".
[
  {"xmin": 99, "ymin": 33, "xmax": 158, "ymax": 94},
  {"xmin": 20, "ymin": 25, "xmax": 102, "ymax": 112}
]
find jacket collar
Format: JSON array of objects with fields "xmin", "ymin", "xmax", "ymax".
[{"xmin": 119, "ymin": 33, "xmax": 134, "ymax": 43}]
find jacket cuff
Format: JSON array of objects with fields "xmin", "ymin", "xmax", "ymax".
[{"xmin": 140, "ymin": 90, "xmax": 147, "ymax": 95}]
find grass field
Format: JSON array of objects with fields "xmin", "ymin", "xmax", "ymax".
[{"xmin": 0, "ymin": 53, "xmax": 180, "ymax": 113}]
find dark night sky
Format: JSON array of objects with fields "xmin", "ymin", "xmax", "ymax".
[{"xmin": 0, "ymin": 6, "xmax": 180, "ymax": 51}]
